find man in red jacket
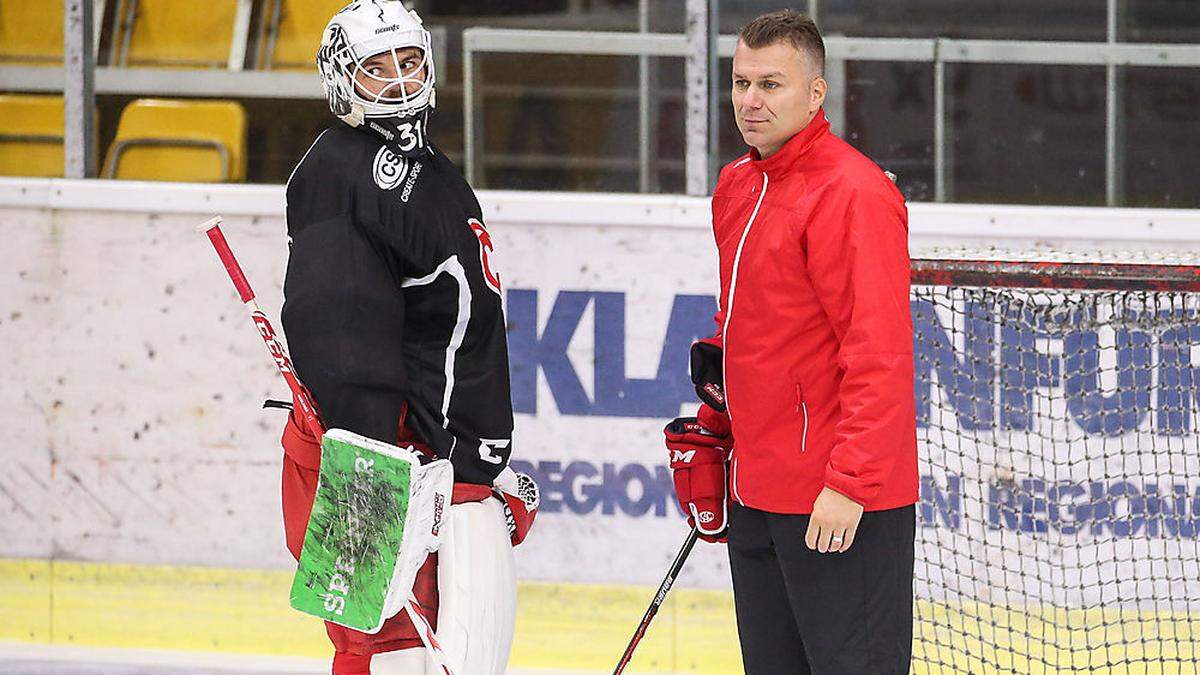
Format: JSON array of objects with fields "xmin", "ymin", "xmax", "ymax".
[{"xmin": 664, "ymin": 9, "xmax": 917, "ymax": 674}]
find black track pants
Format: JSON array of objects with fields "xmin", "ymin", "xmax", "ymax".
[{"xmin": 727, "ymin": 502, "xmax": 916, "ymax": 675}]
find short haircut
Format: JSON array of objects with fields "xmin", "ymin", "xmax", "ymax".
[{"xmin": 738, "ymin": 9, "xmax": 825, "ymax": 76}]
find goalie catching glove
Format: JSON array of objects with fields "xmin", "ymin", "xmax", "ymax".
[
  {"xmin": 493, "ymin": 467, "xmax": 539, "ymax": 546},
  {"xmin": 664, "ymin": 414, "xmax": 731, "ymax": 543}
]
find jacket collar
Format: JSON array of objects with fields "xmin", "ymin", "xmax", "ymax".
[{"xmin": 750, "ymin": 108, "xmax": 829, "ymax": 178}]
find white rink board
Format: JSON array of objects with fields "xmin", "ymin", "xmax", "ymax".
[{"xmin": 2, "ymin": 178, "xmax": 1200, "ymax": 603}]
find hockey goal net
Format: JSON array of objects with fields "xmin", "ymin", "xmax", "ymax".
[{"xmin": 909, "ymin": 251, "xmax": 1200, "ymax": 673}]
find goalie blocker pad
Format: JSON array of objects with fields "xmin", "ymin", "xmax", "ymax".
[{"xmin": 289, "ymin": 428, "xmax": 453, "ymax": 635}]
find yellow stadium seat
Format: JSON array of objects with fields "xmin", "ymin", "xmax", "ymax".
[
  {"xmin": 0, "ymin": 2, "xmax": 63, "ymax": 63},
  {"xmin": 0, "ymin": 95, "xmax": 66, "ymax": 177},
  {"xmin": 103, "ymin": 99, "xmax": 247, "ymax": 182},
  {"xmin": 259, "ymin": 0, "xmax": 347, "ymax": 70},
  {"xmin": 119, "ymin": 0, "xmax": 239, "ymax": 68}
]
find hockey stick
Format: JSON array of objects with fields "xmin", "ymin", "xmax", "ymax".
[
  {"xmin": 197, "ymin": 216, "xmax": 454, "ymax": 674},
  {"xmin": 612, "ymin": 527, "xmax": 701, "ymax": 674},
  {"xmin": 197, "ymin": 216, "xmax": 325, "ymax": 441}
]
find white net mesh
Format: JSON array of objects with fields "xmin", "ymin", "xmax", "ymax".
[{"xmin": 911, "ymin": 261, "xmax": 1200, "ymax": 672}]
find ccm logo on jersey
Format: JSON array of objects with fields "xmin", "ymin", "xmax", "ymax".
[
  {"xmin": 478, "ymin": 437, "xmax": 510, "ymax": 465},
  {"xmin": 372, "ymin": 146, "xmax": 408, "ymax": 190},
  {"xmin": 468, "ymin": 218, "xmax": 502, "ymax": 296}
]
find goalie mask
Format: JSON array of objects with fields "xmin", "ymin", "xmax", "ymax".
[{"xmin": 317, "ymin": 1, "xmax": 436, "ymax": 157}]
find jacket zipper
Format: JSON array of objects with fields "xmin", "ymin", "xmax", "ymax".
[
  {"xmin": 796, "ymin": 383, "xmax": 809, "ymax": 454},
  {"xmin": 801, "ymin": 402, "xmax": 809, "ymax": 453},
  {"xmin": 724, "ymin": 171, "xmax": 769, "ymax": 504}
]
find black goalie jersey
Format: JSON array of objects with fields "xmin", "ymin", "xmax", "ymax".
[{"xmin": 281, "ymin": 125, "xmax": 513, "ymax": 485}]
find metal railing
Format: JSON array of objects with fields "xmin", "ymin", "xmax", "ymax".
[
  {"xmin": 462, "ymin": 27, "xmax": 1200, "ymax": 204},
  {"xmin": 7, "ymin": 2, "xmax": 1200, "ymax": 200}
]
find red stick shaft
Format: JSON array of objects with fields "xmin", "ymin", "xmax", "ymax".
[
  {"xmin": 249, "ymin": 308, "xmax": 325, "ymax": 440},
  {"xmin": 203, "ymin": 223, "xmax": 255, "ymax": 304},
  {"xmin": 199, "ymin": 217, "xmax": 325, "ymax": 439}
]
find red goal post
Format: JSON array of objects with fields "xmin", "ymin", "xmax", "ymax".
[{"xmin": 913, "ymin": 258, "xmax": 1200, "ymax": 292}]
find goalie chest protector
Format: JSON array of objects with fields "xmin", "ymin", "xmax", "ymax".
[{"xmin": 282, "ymin": 125, "xmax": 514, "ymax": 486}]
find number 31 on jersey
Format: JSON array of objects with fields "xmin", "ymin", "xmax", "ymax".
[{"xmin": 396, "ymin": 118, "xmax": 425, "ymax": 153}]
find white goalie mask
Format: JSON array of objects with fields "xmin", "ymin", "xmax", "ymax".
[{"xmin": 317, "ymin": 1, "xmax": 436, "ymax": 130}]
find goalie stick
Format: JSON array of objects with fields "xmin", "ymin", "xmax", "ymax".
[
  {"xmin": 197, "ymin": 216, "xmax": 325, "ymax": 441},
  {"xmin": 612, "ymin": 527, "xmax": 701, "ymax": 674},
  {"xmin": 197, "ymin": 216, "xmax": 453, "ymax": 674}
]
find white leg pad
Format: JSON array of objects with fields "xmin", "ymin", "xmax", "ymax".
[
  {"xmin": 370, "ymin": 647, "xmax": 428, "ymax": 674},
  {"xmin": 435, "ymin": 498, "xmax": 517, "ymax": 675}
]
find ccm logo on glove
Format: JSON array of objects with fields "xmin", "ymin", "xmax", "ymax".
[
  {"xmin": 671, "ymin": 449, "xmax": 697, "ymax": 464},
  {"xmin": 664, "ymin": 415, "xmax": 731, "ymax": 543}
]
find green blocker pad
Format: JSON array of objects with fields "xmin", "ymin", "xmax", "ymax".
[{"xmin": 289, "ymin": 428, "xmax": 451, "ymax": 633}]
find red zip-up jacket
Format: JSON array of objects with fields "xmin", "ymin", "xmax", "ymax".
[{"xmin": 710, "ymin": 109, "xmax": 918, "ymax": 514}]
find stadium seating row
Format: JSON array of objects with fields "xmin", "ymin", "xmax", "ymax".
[
  {"xmin": 0, "ymin": 0, "xmax": 346, "ymax": 70},
  {"xmin": 0, "ymin": 0, "xmax": 338, "ymax": 180},
  {"xmin": 0, "ymin": 94, "xmax": 246, "ymax": 182}
]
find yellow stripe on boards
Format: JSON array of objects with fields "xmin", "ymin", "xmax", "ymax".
[
  {"xmin": 510, "ymin": 581, "xmax": 742, "ymax": 673},
  {"xmin": 911, "ymin": 601, "xmax": 1200, "ymax": 674},
  {"xmin": 0, "ymin": 558, "xmax": 741, "ymax": 673},
  {"xmin": 0, "ymin": 559, "xmax": 326, "ymax": 656},
  {"xmin": 2, "ymin": 558, "xmax": 1196, "ymax": 673},
  {"xmin": 0, "ymin": 558, "xmax": 51, "ymax": 642}
]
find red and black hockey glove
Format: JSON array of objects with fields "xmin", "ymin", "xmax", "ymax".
[
  {"xmin": 664, "ymin": 416, "xmax": 731, "ymax": 543},
  {"xmin": 690, "ymin": 337, "xmax": 732, "ymax": 436},
  {"xmin": 690, "ymin": 337, "xmax": 726, "ymax": 414}
]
